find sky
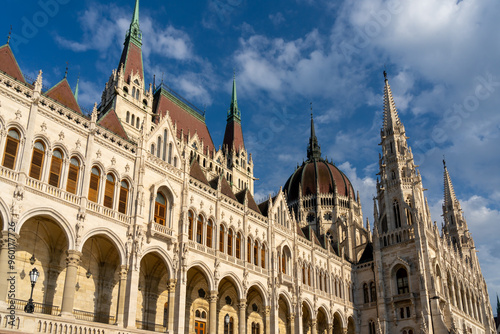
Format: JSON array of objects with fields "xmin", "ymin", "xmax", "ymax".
[{"xmin": 2, "ymin": 0, "xmax": 500, "ymax": 313}]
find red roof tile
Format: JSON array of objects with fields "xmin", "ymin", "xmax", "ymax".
[
  {"xmin": 154, "ymin": 89, "xmax": 214, "ymax": 155},
  {"xmin": 223, "ymin": 120, "xmax": 245, "ymax": 153},
  {"xmin": 0, "ymin": 44, "xmax": 26, "ymax": 83},
  {"xmin": 97, "ymin": 109, "xmax": 129, "ymax": 140},
  {"xmin": 190, "ymin": 159, "xmax": 210, "ymax": 185},
  {"xmin": 45, "ymin": 79, "xmax": 82, "ymax": 114},
  {"xmin": 118, "ymin": 41, "xmax": 143, "ymax": 83}
]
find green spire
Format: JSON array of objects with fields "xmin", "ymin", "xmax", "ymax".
[
  {"xmin": 228, "ymin": 73, "xmax": 241, "ymax": 122},
  {"xmin": 127, "ymin": 0, "xmax": 142, "ymax": 45},
  {"xmin": 73, "ymin": 75, "xmax": 79, "ymax": 102}
]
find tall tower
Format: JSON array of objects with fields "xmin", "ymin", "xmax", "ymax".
[
  {"xmin": 373, "ymin": 72, "xmax": 435, "ymax": 333},
  {"xmin": 99, "ymin": 0, "xmax": 153, "ymax": 140},
  {"xmin": 222, "ymin": 75, "xmax": 254, "ymax": 194}
]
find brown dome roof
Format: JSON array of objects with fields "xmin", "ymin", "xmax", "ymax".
[{"xmin": 284, "ymin": 159, "xmax": 355, "ymax": 203}]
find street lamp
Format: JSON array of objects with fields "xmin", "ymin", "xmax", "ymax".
[
  {"xmin": 224, "ymin": 313, "xmax": 230, "ymax": 334},
  {"xmin": 24, "ymin": 268, "xmax": 40, "ymax": 313},
  {"xmin": 429, "ymin": 295, "xmax": 439, "ymax": 334}
]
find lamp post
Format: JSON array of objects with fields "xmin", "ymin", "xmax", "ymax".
[
  {"xmin": 24, "ymin": 268, "xmax": 40, "ymax": 313},
  {"xmin": 429, "ymin": 295, "xmax": 439, "ymax": 334},
  {"xmin": 224, "ymin": 313, "xmax": 230, "ymax": 334}
]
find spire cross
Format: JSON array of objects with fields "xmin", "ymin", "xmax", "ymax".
[
  {"xmin": 442, "ymin": 155, "xmax": 446, "ymax": 168},
  {"xmin": 64, "ymin": 62, "xmax": 69, "ymax": 78},
  {"xmin": 7, "ymin": 25, "xmax": 12, "ymax": 44}
]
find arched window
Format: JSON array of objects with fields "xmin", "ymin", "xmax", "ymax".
[
  {"xmin": 370, "ymin": 281, "xmax": 377, "ymax": 302},
  {"xmin": 219, "ymin": 225, "xmax": 225, "ymax": 252},
  {"xmin": 363, "ymin": 283, "xmax": 369, "ymax": 303},
  {"xmin": 224, "ymin": 316, "xmax": 234, "ymax": 334},
  {"xmin": 168, "ymin": 143, "xmax": 173, "ymax": 164},
  {"xmin": 236, "ymin": 232, "xmax": 241, "ymax": 259},
  {"xmin": 29, "ymin": 141, "xmax": 45, "ymax": 180},
  {"xmin": 118, "ymin": 180, "xmax": 129, "ymax": 214},
  {"xmin": 194, "ymin": 308, "xmax": 206, "ymax": 334},
  {"xmin": 66, "ymin": 157, "xmax": 80, "ymax": 194},
  {"xmin": 154, "ymin": 193, "xmax": 167, "ymax": 225},
  {"xmin": 103, "ymin": 173, "xmax": 115, "ymax": 209},
  {"xmin": 151, "ymin": 144, "xmax": 155, "ymax": 155},
  {"xmin": 131, "ymin": 114, "xmax": 135, "ymax": 127},
  {"xmin": 396, "ymin": 268, "xmax": 409, "ymax": 294},
  {"xmin": 302, "ymin": 264, "xmax": 306, "ymax": 284},
  {"xmin": 188, "ymin": 211, "xmax": 194, "ymax": 240},
  {"xmin": 253, "ymin": 242, "xmax": 258, "ymax": 266},
  {"xmin": 136, "ymin": 117, "xmax": 140, "ymax": 129},
  {"xmin": 227, "ymin": 229, "xmax": 233, "ymax": 256},
  {"xmin": 48, "ymin": 149, "xmax": 63, "ymax": 187},
  {"xmin": 281, "ymin": 251, "xmax": 286, "ymax": 274},
  {"xmin": 157, "ymin": 136, "xmax": 161, "ymax": 158},
  {"xmin": 132, "ymin": 87, "xmax": 136, "ymax": 99},
  {"xmin": 162, "ymin": 130, "xmax": 168, "ymax": 161},
  {"xmin": 261, "ymin": 245, "xmax": 266, "ymax": 268},
  {"xmin": 136, "ymin": 88, "xmax": 140, "ymax": 100},
  {"xmin": 206, "ymin": 219, "xmax": 213, "ymax": 248},
  {"xmin": 393, "ymin": 200, "xmax": 401, "ymax": 228},
  {"xmin": 247, "ymin": 237, "xmax": 251, "ymax": 263},
  {"xmin": 307, "ymin": 266, "xmax": 311, "ymax": 286},
  {"xmin": 369, "ymin": 321, "xmax": 376, "ymax": 334},
  {"xmin": 2, "ymin": 129, "xmax": 20, "ymax": 170},
  {"xmin": 88, "ymin": 167, "xmax": 100, "ymax": 203},
  {"xmin": 126, "ymin": 111, "xmax": 130, "ymax": 123},
  {"xmin": 196, "ymin": 215, "xmax": 203, "ymax": 244},
  {"xmin": 406, "ymin": 197, "xmax": 413, "ymax": 226}
]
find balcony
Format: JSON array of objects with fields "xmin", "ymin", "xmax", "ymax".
[
  {"xmin": 136, "ymin": 320, "xmax": 166, "ymax": 332},
  {"xmin": 149, "ymin": 221, "xmax": 174, "ymax": 240},
  {"xmin": 12, "ymin": 299, "xmax": 60, "ymax": 316},
  {"xmin": 280, "ymin": 272, "xmax": 294, "ymax": 286}
]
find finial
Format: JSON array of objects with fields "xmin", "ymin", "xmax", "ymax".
[
  {"xmin": 310, "ymin": 102, "xmax": 313, "ymax": 118},
  {"xmin": 383, "ymin": 70, "xmax": 387, "ymax": 79},
  {"xmin": 443, "ymin": 155, "xmax": 446, "ymax": 168},
  {"xmin": 64, "ymin": 62, "xmax": 69, "ymax": 78},
  {"xmin": 7, "ymin": 25, "xmax": 12, "ymax": 45},
  {"xmin": 233, "ymin": 68, "xmax": 236, "ymax": 79}
]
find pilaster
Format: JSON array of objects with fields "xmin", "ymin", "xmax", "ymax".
[{"xmin": 60, "ymin": 250, "xmax": 82, "ymax": 317}]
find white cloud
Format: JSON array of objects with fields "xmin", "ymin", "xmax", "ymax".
[{"xmin": 269, "ymin": 12, "xmax": 285, "ymax": 26}]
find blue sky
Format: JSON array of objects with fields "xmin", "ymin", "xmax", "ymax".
[{"xmin": 3, "ymin": 0, "xmax": 500, "ymax": 312}]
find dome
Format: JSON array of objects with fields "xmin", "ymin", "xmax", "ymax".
[
  {"xmin": 283, "ymin": 113, "xmax": 355, "ymax": 204},
  {"xmin": 284, "ymin": 159, "xmax": 355, "ymax": 204}
]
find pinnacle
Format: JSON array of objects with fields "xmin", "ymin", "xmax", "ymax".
[
  {"xmin": 383, "ymin": 73, "xmax": 401, "ymax": 132},
  {"xmin": 443, "ymin": 162, "xmax": 458, "ymax": 211},
  {"xmin": 307, "ymin": 110, "xmax": 321, "ymax": 161}
]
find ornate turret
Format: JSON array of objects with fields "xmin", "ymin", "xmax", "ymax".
[
  {"xmin": 223, "ymin": 74, "xmax": 244, "ymax": 153},
  {"xmin": 118, "ymin": 0, "xmax": 144, "ymax": 84},
  {"xmin": 307, "ymin": 111, "xmax": 321, "ymax": 161}
]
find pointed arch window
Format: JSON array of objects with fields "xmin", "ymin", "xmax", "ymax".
[
  {"xmin": 370, "ymin": 281, "xmax": 377, "ymax": 302},
  {"xmin": 236, "ymin": 232, "xmax": 241, "ymax": 259},
  {"xmin": 103, "ymin": 173, "xmax": 116, "ymax": 208},
  {"xmin": 393, "ymin": 200, "xmax": 401, "ymax": 228},
  {"xmin": 261, "ymin": 245, "xmax": 266, "ymax": 268},
  {"xmin": 188, "ymin": 210, "xmax": 194, "ymax": 240},
  {"xmin": 48, "ymin": 149, "xmax": 63, "ymax": 187},
  {"xmin": 29, "ymin": 141, "xmax": 45, "ymax": 180},
  {"xmin": 307, "ymin": 266, "xmax": 311, "ymax": 286},
  {"xmin": 219, "ymin": 225, "xmax": 225, "ymax": 252},
  {"xmin": 369, "ymin": 320, "xmax": 375, "ymax": 334},
  {"xmin": 155, "ymin": 193, "xmax": 167, "ymax": 226},
  {"xmin": 206, "ymin": 219, "xmax": 213, "ymax": 248},
  {"xmin": 2, "ymin": 129, "xmax": 20, "ymax": 170},
  {"xmin": 253, "ymin": 242, "xmax": 258, "ymax": 266},
  {"xmin": 136, "ymin": 117, "xmax": 140, "ymax": 129},
  {"xmin": 247, "ymin": 237, "xmax": 252, "ymax": 263},
  {"xmin": 396, "ymin": 268, "xmax": 409, "ymax": 294},
  {"xmin": 162, "ymin": 130, "xmax": 168, "ymax": 161},
  {"xmin": 406, "ymin": 197, "xmax": 413, "ymax": 226},
  {"xmin": 132, "ymin": 114, "xmax": 136, "ymax": 127},
  {"xmin": 168, "ymin": 143, "xmax": 173, "ymax": 164},
  {"xmin": 118, "ymin": 180, "xmax": 129, "ymax": 214},
  {"xmin": 88, "ymin": 167, "xmax": 100, "ymax": 203},
  {"xmin": 281, "ymin": 251, "xmax": 286, "ymax": 274},
  {"xmin": 66, "ymin": 157, "xmax": 80, "ymax": 194},
  {"xmin": 227, "ymin": 228, "xmax": 233, "ymax": 256},
  {"xmin": 363, "ymin": 283, "xmax": 369, "ymax": 303},
  {"xmin": 302, "ymin": 264, "xmax": 306, "ymax": 284},
  {"xmin": 196, "ymin": 215, "xmax": 203, "ymax": 244},
  {"xmin": 157, "ymin": 136, "xmax": 161, "ymax": 158},
  {"xmin": 126, "ymin": 111, "xmax": 130, "ymax": 123}
]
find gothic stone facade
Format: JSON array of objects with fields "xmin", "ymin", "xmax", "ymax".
[{"xmin": 0, "ymin": 1, "xmax": 496, "ymax": 334}]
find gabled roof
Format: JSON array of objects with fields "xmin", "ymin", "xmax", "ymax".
[
  {"xmin": 258, "ymin": 200, "xmax": 270, "ymax": 217},
  {"xmin": 220, "ymin": 175, "xmax": 237, "ymax": 201},
  {"xmin": 358, "ymin": 242, "xmax": 374, "ymax": 264},
  {"xmin": 45, "ymin": 78, "xmax": 82, "ymax": 114},
  {"xmin": 118, "ymin": 40, "xmax": 144, "ymax": 83},
  {"xmin": 0, "ymin": 44, "xmax": 26, "ymax": 83},
  {"xmin": 235, "ymin": 189, "xmax": 261, "ymax": 215},
  {"xmin": 190, "ymin": 159, "xmax": 210, "ymax": 185},
  {"xmin": 153, "ymin": 86, "xmax": 215, "ymax": 155},
  {"xmin": 97, "ymin": 109, "xmax": 128, "ymax": 140}
]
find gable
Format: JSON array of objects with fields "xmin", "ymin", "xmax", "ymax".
[
  {"xmin": 45, "ymin": 78, "xmax": 82, "ymax": 114},
  {"xmin": 0, "ymin": 44, "xmax": 26, "ymax": 83}
]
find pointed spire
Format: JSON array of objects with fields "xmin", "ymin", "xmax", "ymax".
[
  {"xmin": 496, "ymin": 294, "xmax": 500, "ymax": 317},
  {"xmin": 307, "ymin": 104, "xmax": 321, "ymax": 161},
  {"xmin": 443, "ymin": 159, "xmax": 459, "ymax": 211},
  {"xmin": 383, "ymin": 71, "xmax": 401, "ymax": 132},
  {"xmin": 128, "ymin": 0, "xmax": 142, "ymax": 43},
  {"xmin": 117, "ymin": 0, "xmax": 144, "ymax": 83},
  {"xmin": 228, "ymin": 72, "xmax": 241, "ymax": 122},
  {"xmin": 74, "ymin": 74, "xmax": 80, "ymax": 102}
]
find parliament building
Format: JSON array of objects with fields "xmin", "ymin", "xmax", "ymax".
[{"xmin": 0, "ymin": 1, "xmax": 496, "ymax": 333}]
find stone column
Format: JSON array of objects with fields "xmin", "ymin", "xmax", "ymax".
[
  {"xmin": 311, "ymin": 319, "xmax": 317, "ymax": 334},
  {"xmin": 238, "ymin": 299, "xmax": 246, "ymax": 334},
  {"xmin": 209, "ymin": 291, "xmax": 218, "ymax": 333},
  {"xmin": 115, "ymin": 265, "xmax": 128, "ymax": 326},
  {"xmin": 327, "ymin": 323, "xmax": 333, "ymax": 334},
  {"xmin": 167, "ymin": 279, "xmax": 176, "ymax": 333},
  {"xmin": 289, "ymin": 313, "xmax": 296, "ymax": 334},
  {"xmin": 124, "ymin": 266, "xmax": 140, "ymax": 328},
  {"xmin": 60, "ymin": 250, "xmax": 81, "ymax": 317},
  {"xmin": 265, "ymin": 306, "xmax": 271, "ymax": 334},
  {"xmin": 0, "ymin": 231, "xmax": 18, "ymax": 308}
]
